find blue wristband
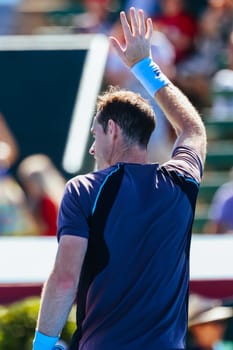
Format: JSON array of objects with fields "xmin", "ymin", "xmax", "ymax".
[
  {"xmin": 131, "ymin": 57, "xmax": 169, "ymax": 97},
  {"xmin": 32, "ymin": 330, "xmax": 59, "ymax": 350}
]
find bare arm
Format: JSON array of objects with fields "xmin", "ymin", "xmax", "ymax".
[
  {"xmin": 36, "ymin": 235, "xmax": 87, "ymax": 336},
  {"xmin": 110, "ymin": 8, "xmax": 207, "ymax": 163},
  {"xmin": 155, "ymin": 85, "xmax": 207, "ymax": 162}
]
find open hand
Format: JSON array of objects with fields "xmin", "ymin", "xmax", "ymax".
[{"xmin": 110, "ymin": 7, "xmax": 153, "ymax": 68}]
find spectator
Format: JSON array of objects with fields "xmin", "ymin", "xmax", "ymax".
[
  {"xmin": 0, "ymin": 113, "xmax": 18, "ymax": 169},
  {"xmin": 210, "ymin": 29, "xmax": 233, "ymax": 120},
  {"xmin": 204, "ymin": 168, "xmax": 233, "ymax": 234},
  {"xmin": 186, "ymin": 0, "xmax": 208, "ymax": 19},
  {"xmin": 0, "ymin": 113, "xmax": 37, "ymax": 235},
  {"xmin": 15, "ymin": 0, "xmax": 68, "ymax": 34},
  {"xmin": 188, "ymin": 294, "xmax": 233, "ymax": 350},
  {"xmin": 176, "ymin": 0, "xmax": 233, "ymax": 111},
  {"xmin": 123, "ymin": 0, "xmax": 161, "ymax": 16},
  {"xmin": 17, "ymin": 154, "xmax": 66, "ymax": 236},
  {"xmin": 0, "ymin": 0, "xmax": 21, "ymax": 35},
  {"xmin": 72, "ymin": 0, "xmax": 119, "ymax": 34},
  {"xmin": 152, "ymin": 0, "xmax": 198, "ymax": 64}
]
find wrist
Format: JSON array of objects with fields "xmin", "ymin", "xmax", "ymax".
[
  {"xmin": 32, "ymin": 330, "xmax": 59, "ymax": 350},
  {"xmin": 131, "ymin": 57, "xmax": 169, "ymax": 97}
]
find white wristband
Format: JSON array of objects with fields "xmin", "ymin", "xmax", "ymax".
[
  {"xmin": 131, "ymin": 57, "xmax": 169, "ymax": 97},
  {"xmin": 32, "ymin": 330, "xmax": 59, "ymax": 350}
]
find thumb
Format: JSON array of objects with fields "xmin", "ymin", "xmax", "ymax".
[{"xmin": 109, "ymin": 36, "xmax": 128, "ymax": 66}]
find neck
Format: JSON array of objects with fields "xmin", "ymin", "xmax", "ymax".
[{"xmin": 110, "ymin": 144, "xmax": 148, "ymax": 165}]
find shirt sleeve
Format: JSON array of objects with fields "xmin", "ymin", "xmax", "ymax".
[
  {"xmin": 162, "ymin": 146, "xmax": 204, "ymax": 184},
  {"xmin": 57, "ymin": 178, "xmax": 91, "ymax": 241}
]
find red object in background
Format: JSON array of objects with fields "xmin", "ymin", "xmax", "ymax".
[
  {"xmin": 190, "ymin": 280, "xmax": 233, "ymax": 300},
  {"xmin": 153, "ymin": 12, "xmax": 197, "ymax": 62},
  {"xmin": 0, "ymin": 284, "xmax": 42, "ymax": 305},
  {"xmin": 40, "ymin": 195, "xmax": 58, "ymax": 236}
]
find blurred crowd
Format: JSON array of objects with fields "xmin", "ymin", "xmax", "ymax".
[
  {"xmin": 0, "ymin": 0, "xmax": 233, "ymax": 236},
  {"xmin": 188, "ymin": 293, "xmax": 233, "ymax": 350},
  {"xmin": 1, "ymin": 0, "xmax": 233, "ymax": 113},
  {"xmin": 0, "ymin": 114, "xmax": 66, "ymax": 236}
]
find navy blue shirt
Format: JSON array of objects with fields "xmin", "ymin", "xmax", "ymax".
[{"xmin": 58, "ymin": 146, "xmax": 203, "ymax": 350}]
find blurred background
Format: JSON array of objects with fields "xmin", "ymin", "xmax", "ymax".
[{"xmin": 0, "ymin": 0, "xmax": 233, "ymax": 349}]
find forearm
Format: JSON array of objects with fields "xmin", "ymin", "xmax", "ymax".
[
  {"xmin": 131, "ymin": 57, "xmax": 207, "ymax": 162},
  {"xmin": 155, "ymin": 83, "xmax": 206, "ymax": 147},
  {"xmin": 156, "ymin": 83, "xmax": 207, "ymax": 161},
  {"xmin": 36, "ymin": 273, "xmax": 77, "ymax": 336},
  {"xmin": 33, "ymin": 236, "xmax": 88, "ymax": 350}
]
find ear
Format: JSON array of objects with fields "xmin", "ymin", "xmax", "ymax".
[{"xmin": 107, "ymin": 119, "xmax": 120, "ymax": 139}]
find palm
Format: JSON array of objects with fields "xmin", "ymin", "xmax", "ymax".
[{"xmin": 110, "ymin": 8, "xmax": 153, "ymax": 67}]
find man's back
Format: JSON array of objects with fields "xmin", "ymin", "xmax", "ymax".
[{"xmin": 59, "ymin": 147, "xmax": 202, "ymax": 350}]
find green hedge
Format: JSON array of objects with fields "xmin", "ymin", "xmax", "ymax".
[{"xmin": 0, "ymin": 297, "xmax": 76, "ymax": 349}]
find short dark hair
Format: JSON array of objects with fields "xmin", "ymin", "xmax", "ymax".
[{"xmin": 96, "ymin": 86, "xmax": 156, "ymax": 148}]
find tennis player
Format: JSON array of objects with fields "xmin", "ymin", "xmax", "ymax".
[{"xmin": 32, "ymin": 7, "xmax": 207, "ymax": 350}]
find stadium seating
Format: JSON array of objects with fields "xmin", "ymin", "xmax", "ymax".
[{"xmin": 192, "ymin": 118, "xmax": 233, "ymax": 233}]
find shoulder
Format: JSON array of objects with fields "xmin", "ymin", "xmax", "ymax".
[
  {"xmin": 57, "ymin": 166, "xmax": 121, "ymax": 240},
  {"xmin": 161, "ymin": 146, "xmax": 203, "ymax": 184},
  {"xmin": 65, "ymin": 165, "xmax": 122, "ymax": 198}
]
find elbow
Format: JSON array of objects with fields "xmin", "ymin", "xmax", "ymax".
[
  {"xmin": 175, "ymin": 122, "xmax": 207, "ymax": 163},
  {"xmin": 58, "ymin": 278, "xmax": 78, "ymax": 291},
  {"xmin": 49, "ymin": 270, "xmax": 79, "ymax": 295},
  {"xmin": 197, "ymin": 123, "xmax": 207, "ymax": 161}
]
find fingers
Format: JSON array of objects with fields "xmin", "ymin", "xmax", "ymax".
[
  {"xmin": 109, "ymin": 36, "xmax": 125, "ymax": 61},
  {"xmin": 109, "ymin": 36, "xmax": 122, "ymax": 52},
  {"xmin": 109, "ymin": 7, "xmax": 153, "ymax": 67},
  {"xmin": 129, "ymin": 7, "xmax": 139, "ymax": 36},
  {"xmin": 138, "ymin": 9, "xmax": 146, "ymax": 36},
  {"xmin": 121, "ymin": 8, "xmax": 152, "ymax": 39},
  {"xmin": 145, "ymin": 17, "xmax": 153, "ymax": 40},
  {"xmin": 120, "ymin": 10, "xmax": 132, "ymax": 41}
]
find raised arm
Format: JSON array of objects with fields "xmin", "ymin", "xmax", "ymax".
[{"xmin": 110, "ymin": 8, "xmax": 207, "ymax": 163}]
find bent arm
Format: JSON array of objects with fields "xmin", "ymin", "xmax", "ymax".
[
  {"xmin": 110, "ymin": 7, "xmax": 207, "ymax": 164},
  {"xmin": 155, "ymin": 84, "xmax": 206, "ymax": 163}
]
